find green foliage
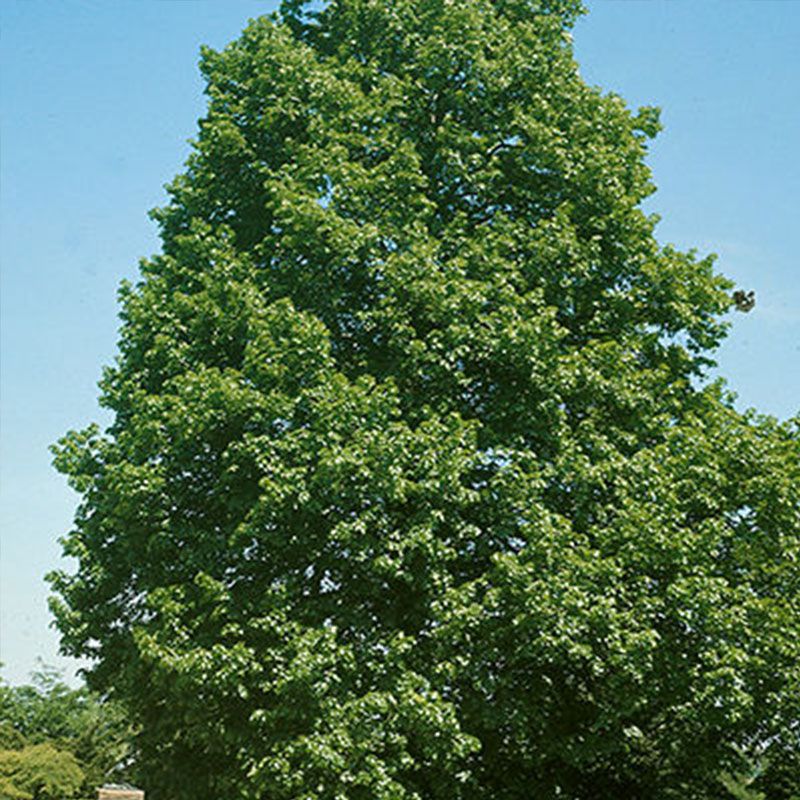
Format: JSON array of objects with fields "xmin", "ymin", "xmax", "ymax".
[
  {"xmin": 0, "ymin": 668, "xmax": 133, "ymax": 798},
  {"xmin": 50, "ymin": 1, "xmax": 800, "ymax": 798},
  {"xmin": 719, "ymin": 770, "xmax": 765, "ymax": 800},
  {"xmin": 0, "ymin": 745, "xmax": 83, "ymax": 800}
]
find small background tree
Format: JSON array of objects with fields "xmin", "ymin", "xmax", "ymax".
[{"xmin": 0, "ymin": 666, "xmax": 133, "ymax": 800}]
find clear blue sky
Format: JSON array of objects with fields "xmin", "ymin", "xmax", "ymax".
[{"xmin": 1, "ymin": 0, "xmax": 798, "ymax": 686}]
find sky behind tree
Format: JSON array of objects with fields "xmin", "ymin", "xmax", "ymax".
[{"xmin": 1, "ymin": 0, "xmax": 798, "ymax": 685}]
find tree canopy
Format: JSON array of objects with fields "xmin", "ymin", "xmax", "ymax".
[
  {"xmin": 50, "ymin": 1, "xmax": 800, "ymax": 798},
  {"xmin": 0, "ymin": 667, "xmax": 132, "ymax": 800}
]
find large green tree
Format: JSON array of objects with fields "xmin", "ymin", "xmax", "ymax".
[{"xmin": 50, "ymin": 1, "xmax": 800, "ymax": 797}]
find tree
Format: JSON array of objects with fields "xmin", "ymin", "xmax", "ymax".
[
  {"xmin": 0, "ymin": 744, "xmax": 84, "ymax": 800},
  {"xmin": 0, "ymin": 667, "xmax": 133, "ymax": 797},
  {"xmin": 49, "ymin": 1, "xmax": 800, "ymax": 798}
]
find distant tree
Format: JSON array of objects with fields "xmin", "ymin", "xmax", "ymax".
[
  {"xmin": 0, "ymin": 667, "xmax": 132, "ymax": 798},
  {"xmin": 0, "ymin": 744, "xmax": 83, "ymax": 800},
  {"xmin": 50, "ymin": 1, "xmax": 800, "ymax": 798}
]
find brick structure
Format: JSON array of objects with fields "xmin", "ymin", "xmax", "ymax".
[{"xmin": 98, "ymin": 785, "xmax": 144, "ymax": 800}]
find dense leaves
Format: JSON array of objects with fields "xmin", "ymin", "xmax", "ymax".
[
  {"xmin": 0, "ymin": 667, "xmax": 132, "ymax": 799},
  {"xmin": 50, "ymin": 1, "xmax": 800, "ymax": 797},
  {"xmin": 0, "ymin": 744, "xmax": 83, "ymax": 800}
]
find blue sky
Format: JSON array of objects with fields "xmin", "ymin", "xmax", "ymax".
[{"xmin": 1, "ymin": 0, "xmax": 798, "ymax": 686}]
